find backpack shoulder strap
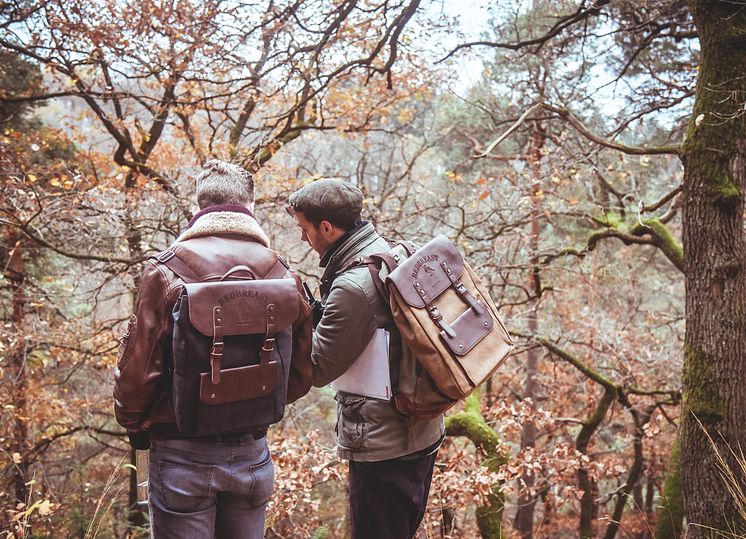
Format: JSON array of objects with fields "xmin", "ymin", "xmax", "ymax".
[
  {"xmin": 150, "ymin": 249, "xmax": 201, "ymax": 283},
  {"xmin": 152, "ymin": 249, "xmax": 290, "ymax": 283},
  {"xmin": 263, "ymin": 256, "xmax": 290, "ymax": 280},
  {"xmin": 327, "ymin": 240, "xmax": 417, "ymax": 298},
  {"xmin": 335, "ymin": 253, "xmax": 395, "ymax": 302}
]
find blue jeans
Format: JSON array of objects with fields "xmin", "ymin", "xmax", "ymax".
[{"xmin": 148, "ymin": 435, "xmax": 274, "ymax": 539}]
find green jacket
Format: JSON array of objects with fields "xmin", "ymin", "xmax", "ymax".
[{"xmin": 312, "ymin": 222, "xmax": 444, "ymax": 461}]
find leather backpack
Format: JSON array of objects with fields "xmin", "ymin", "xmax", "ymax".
[
  {"xmin": 350, "ymin": 235, "xmax": 514, "ymax": 419},
  {"xmin": 152, "ymin": 250, "xmax": 298, "ymax": 437}
]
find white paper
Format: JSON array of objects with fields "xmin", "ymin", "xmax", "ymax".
[{"xmin": 330, "ymin": 328, "xmax": 391, "ymax": 401}]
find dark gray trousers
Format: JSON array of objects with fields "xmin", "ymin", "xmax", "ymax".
[{"xmin": 348, "ymin": 449, "xmax": 438, "ymax": 539}]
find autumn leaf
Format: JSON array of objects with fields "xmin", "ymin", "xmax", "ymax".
[{"xmin": 37, "ymin": 500, "xmax": 52, "ymax": 516}]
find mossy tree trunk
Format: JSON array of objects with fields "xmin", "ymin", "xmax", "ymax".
[
  {"xmin": 655, "ymin": 436, "xmax": 683, "ymax": 538},
  {"xmin": 445, "ymin": 389, "xmax": 508, "ymax": 539},
  {"xmin": 680, "ymin": 2, "xmax": 746, "ymax": 536}
]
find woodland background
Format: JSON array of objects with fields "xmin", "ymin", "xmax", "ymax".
[{"xmin": 1, "ymin": 1, "xmax": 744, "ymax": 538}]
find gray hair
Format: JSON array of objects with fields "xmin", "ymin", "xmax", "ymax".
[{"xmin": 195, "ymin": 159, "xmax": 255, "ymax": 209}]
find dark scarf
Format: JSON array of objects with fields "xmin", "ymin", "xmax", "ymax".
[{"xmin": 319, "ymin": 221, "xmax": 378, "ymax": 297}]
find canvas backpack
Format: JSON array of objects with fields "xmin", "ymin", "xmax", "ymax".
[
  {"xmin": 350, "ymin": 235, "xmax": 514, "ymax": 419},
  {"xmin": 151, "ymin": 250, "xmax": 299, "ymax": 437}
]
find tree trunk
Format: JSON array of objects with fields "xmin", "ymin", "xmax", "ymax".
[
  {"xmin": 124, "ymin": 175, "xmax": 147, "ymax": 528},
  {"xmin": 515, "ymin": 127, "xmax": 546, "ymax": 539},
  {"xmin": 4, "ymin": 234, "xmax": 30, "ymax": 533},
  {"xmin": 680, "ymin": 2, "xmax": 746, "ymax": 536},
  {"xmin": 655, "ymin": 436, "xmax": 683, "ymax": 538},
  {"xmin": 446, "ymin": 390, "xmax": 508, "ymax": 539}
]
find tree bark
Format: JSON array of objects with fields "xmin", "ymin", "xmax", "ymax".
[
  {"xmin": 655, "ymin": 436, "xmax": 683, "ymax": 538},
  {"xmin": 515, "ymin": 126, "xmax": 546, "ymax": 539},
  {"xmin": 680, "ymin": 2, "xmax": 746, "ymax": 536},
  {"xmin": 4, "ymin": 234, "xmax": 30, "ymax": 533},
  {"xmin": 123, "ymin": 174, "xmax": 147, "ymax": 528}
]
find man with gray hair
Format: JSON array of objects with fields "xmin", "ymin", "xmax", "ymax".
[
  {"xmin": 287, "ymin": 179, "xmax": 444, "ymax": 539},
  {"xmin": 114, "ymin": 159, "xmax": 313, "ymax": 538}
]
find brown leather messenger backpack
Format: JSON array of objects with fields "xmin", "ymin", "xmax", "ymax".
[
  {"xmin": 151, "ymin": 250, "xmax": 299, "ymax": 437},
  {"xmin": 349, "ymin": 235, "xmax": 514, "ymax": 419}
]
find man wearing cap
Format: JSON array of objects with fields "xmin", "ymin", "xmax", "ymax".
[
  {"xmin": 286, "ymin": 179, "xmax": 444, "ymax": 539},
  {"xmin": 114, "ymin": 160, "xmax": 312, "ymax": 538}
]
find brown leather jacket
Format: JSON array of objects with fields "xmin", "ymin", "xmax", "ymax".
[{"xmin": 113, "ymin": 210, "xmax": 313, "ymax": 436}]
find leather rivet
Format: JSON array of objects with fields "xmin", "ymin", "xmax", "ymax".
[
  {"xmin": 210, "ymin": 393, "xmax": 216, "ymax": 399},
  {"xmin": 262, "ymin": 385, "xmax": 267, "ymax": 391},
  {"xmin": 484, "ymin": 321, "xmax": 489, "ymax": 327},
  {"xmin": 459, "ymin": 343, "xmax": 464, "ymax": 349}
]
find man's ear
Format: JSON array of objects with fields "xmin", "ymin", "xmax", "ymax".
[{"xmin": 320, "ymin": 220, "xmax": 335, "ymax": 236}]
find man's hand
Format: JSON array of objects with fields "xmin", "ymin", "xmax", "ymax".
[{"xmin": 127, "ymin": 430, "xmax": 151, "ymax": 450}]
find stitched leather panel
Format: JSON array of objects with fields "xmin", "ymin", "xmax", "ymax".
[
  {"xmin": 386, "ymin": 235, "xmax": 464, "ymax": 308},
  {"xmin": 185, "ymin": 278, "xmax": 299, "ymax": 336},
  {"xmin": 440, "ymin": 302, "xmax": 493, "ymax": 357},
  {"xmin": 199, "ymin": 361, "xmax": 279, "ymax": 405}
]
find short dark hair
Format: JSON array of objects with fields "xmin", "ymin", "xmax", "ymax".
[{"xmin": 286, "ymin": 179, "xmax": 363, "ymax": 230}]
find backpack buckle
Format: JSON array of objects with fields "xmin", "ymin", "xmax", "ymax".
[
  {"xmin": 154, "ymin": 250, "xmax": 175, "ymax": 263},
  {"xmin": 428, "ymin": 306, "xmax": 456, "ymax": 338},
  {"xmin": 259, "ymin": 337, "xmax": 276, "ymax": 377},
  {"xmin": 210, "ymin": 341, "xmax": 224, "ymax": 384}
]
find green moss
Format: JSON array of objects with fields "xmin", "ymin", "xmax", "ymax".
[
  {"xmin": 445, "ymin": 391, "xmax": 507, "ymax": 538},
  {"xmin": 600, "ymin": 211, "xmax": 625, "ymax": 229},
  {"xmin": 682, "ymin": 346, "xmax": 724, "ymax": 425},
  {"xmin": 712, "ymin": 177, "xmax": 742, "ymax": 210},
  {"xmin": 639, "ymin": 218, "xmax": 685, "ymax": 272},
  {"xmin": 311, "ymin": 525, "xmax": 329, "ymax": 539},
  {"xmin": 655, "ymin": 436, "xmax": 683, "ymax": 538}
]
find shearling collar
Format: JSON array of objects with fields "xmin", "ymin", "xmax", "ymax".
[{"xmin": 175, "ymin": 210, "xmax": 270, "ymax": 247}]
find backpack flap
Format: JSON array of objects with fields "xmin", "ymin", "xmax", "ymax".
[
  {"xmin": 183, "ymin": 278, "xmax": 299, "ymax": 337},
  {"xmin": 182, "ymin": 278, "xmax": 299, "ymax": 406},
  {"xmin": 386, "ymin": 235, "xmax": 493, "ymax": 351},
  {"xmin": 386, "ymin": 235, "xmax": 465, "ymax": 309}
]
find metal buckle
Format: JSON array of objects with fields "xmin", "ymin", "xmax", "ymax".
[
  {"xmin": 262, "ymin": 338, "xmax": 276, "ymax": 353},
  {"xmin": 155, "ymin": 250, "xmax": 175, "ymax": 263}
]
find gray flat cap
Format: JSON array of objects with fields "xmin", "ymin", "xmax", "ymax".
[{"xmin": 286, "ymin": 179, "xmax": 363, "ymax": 229}]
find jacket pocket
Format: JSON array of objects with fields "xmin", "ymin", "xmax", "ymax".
[
  {"xmin": 116, "ymin": 314, "xmax": 137, "ymax": 369},
  {"xmin": 335, "ymin": 394, "xmax": 367, "ymax": 450}
]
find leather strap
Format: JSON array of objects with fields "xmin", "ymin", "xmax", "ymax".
[
  {"xmin": 260, "ymin": 302, "xmax": 278, "ymax": 378},
  {"xmin": 440, "ymin": 260, "xmax": 484, "ymax": 315},
  {"xmin": 210, "ymin": 305, "xmax": 224, "ymax": 384},
  {"xmin": 413, "ymin": 281, "xmax": 456, "ymax": 338},
  {"xmin": 152, "ymin": 250, "xmax": 201, "ymax": 283},
  {"xmin": 153, "ymin": 249, "xmax": 287, "ymax": 283},
  {"xmin": 264, "ymin": 257, "xmax": 289, "ymax": 279}
]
